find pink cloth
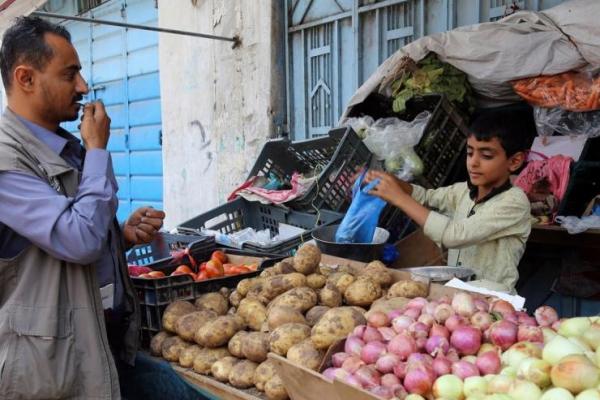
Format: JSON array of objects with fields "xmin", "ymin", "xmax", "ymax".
[
  {"xmin": 227, "ymin": 172, "xmax": 308, "ymax": 204},
  {"xmin": 514, "ymin": 154, "xmax": 572, "ymax": 204}
]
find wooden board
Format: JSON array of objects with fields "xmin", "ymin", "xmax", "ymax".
[
  {"xmin": 173, "ymin": 365, "xmax": 263, "ymax": 400},
  {"xmin": 333, "ymin": 379, "xmax": 379, "ymax": 400}
]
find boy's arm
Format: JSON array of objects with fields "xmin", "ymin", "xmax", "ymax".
[{"xmin": 411, "ymin": 183, "xmax": 463, "ymax": 214}]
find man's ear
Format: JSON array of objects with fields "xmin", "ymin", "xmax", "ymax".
[
  {"xmin": 13, "ymin": 65, "xmax": 36, "ymax": 93},
  {"xmin": 509, "ymin": 151, "xmax": 526, "ymax": 173}
]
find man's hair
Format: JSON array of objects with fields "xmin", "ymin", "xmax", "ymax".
[
  {"xmin": 469, "ymin": 106, "xmax": 536, "ymax": 157},
  {"xmin": 0, "ymin": 16, "xmax": 71, "ymax": 91}
]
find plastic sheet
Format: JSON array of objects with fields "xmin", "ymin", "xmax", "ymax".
[
  {"xmin": 555, "ymin": 215, "xmax": 600, "ymax": 234},
  {"xmin": 534, "ymin": 107, "xmax": 600, "ymax": 138},
  {"xmin": 343, "ymin": 116, "xmax": 374, "ymax": 139}
]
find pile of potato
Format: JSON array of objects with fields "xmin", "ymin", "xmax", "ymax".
[{"xmin": 150, "ymin": 244, "xmax": 429, "ymax": 399}]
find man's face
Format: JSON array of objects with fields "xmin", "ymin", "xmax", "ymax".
[
  {"xmin": 466, "ymin": 135, "xmax": 520, "ymax": 190},
  {"xmin": 31, "ymin": 33, "xmax": 89, "ymax": 124}
]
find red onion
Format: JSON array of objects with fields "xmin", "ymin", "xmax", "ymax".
[
  {"xmin": 445, "ymin": 348, "xmax": 460, "ymax": 362},
  {"xmin": 378, "ymin": 327, "xmax": 397, "ymax": 342},
  {"xmin": 478, "ymin": 343, "xmax": 501, "ymax": 356},
  {"xmin": 361, "ymin": 341, "xmax": 387, "ymax": 364},
  {"xmin": 423, "ymin": 301, "xmax": 439, "ymax": 316},
  {"xmin": 476, "ymin": 350, "xmax": 501, "ymax": 375},
  {"xmin": 451, "ymin": 360, "xmax": 480, "ymax": 379},
  {"xmin": 343, "ymin": 374, "xmax": 362, "ymax": 388},
  {"xmin": 368, "ymin": 311, "xmax": 390, "ymax": 328},
  {"xmin": 332, "ymin": 352, "xmax": 351, "ymax": 368},
  {"xmin": 452, "ymin": 292, "xmax": 476, "ymax": 317},
  {"xmin": 505, "ymin": 312, "xmax": 519, "ymax": 325},
  {"xmin": 407, "ymin": 297, "xmax": 428, "ymax": 310},
  {"xmin": 394, "ymin": 385, "xmax": 408, "ymax": 399},
  {"xmin": 368, "ymin": 386, "xmax": 394, "ymax": 399},
  {"xmin": 430, "ymin": 323, "xmax": 450, "ymax": 339},
  {"xmin": 353, "ymin": 325, "xmax": 367, "ymax": 338},
  {"xmin": 483, "ymin": 327, "xmax": 492, "ymax": 342},
  {"xmin": 363, "ymin": 326, "xmax": 384, "ymax": 343},
  {"xmin": 381, "ymin": 373, "xmax": 401, "ymax": 389},
  {"xmin": 404, "ymin": 307, "xmax": 421, "ymax": 320},
  {"xmin": 517, "ymin": 325, "xmax": 543, "ymax": 343},
  {"xmin": 490, "ymin": 300, "xmax": 516, "ymax": 319},
  {"xmin": 434, "ymin": 303, "xmax": 454, "ymax": 324},
  {"xmin": 418, "ymin": 313, "xmax": 435, "ymax": 328},
  {"xmin": 438, "ymin": 295, "xmax": 451, "ymax": 305},
  {"xmin": 415, "ymin": 337, "xmax": 427, "ymax": 352},
  {"xmin": 474, "ymin": 297, "xmax": 490, "ymax": 312},
  {"xmin": 403, "ymin": 369, "xmax": 433, "ymax": 395},
  {"xmin": 409, "ymin": 322, "xmax": 430, "ymax": 339},
  {"xmin": 355, "ymin": 365, "xmax": 381, "ymax": 389},
  {"xmin": 322, "ymin": 367, "xmax": 338, "ymax": 381},
  {"xmin": 432, "ymin": 356, "xmax": 452, "ymax": 377},
  {"xmin": 344, "ymin": 336, "xmax": 365, "ymax": 356},
  {"xmin": 425, "ymin": 335, "xmax": 450, "ymax": 356},
  {"xmin": 392, "ymin": 361, "xmax": 407, "ymax": 379},
  {"xmin": 387, "ymin": 309, "xmax": 403, "ymax": 321},
  {"xmin": 450, "ymin": 325, "xmax": 482, "ymax": 355},
  {"xmin": 376, "ymin": 353, "xmax": 401, "ymax": 374},
  {"xmin": 387, "ymin": 334, "xmax": 416, "ymax": 360},
  {"xmin": 407, "ymin": 353, "xmax": 433, "ymax": 365},
  {"xmin": 534, "ymin": 306, "xmax": 559, "ymax": 327},
  {"xmin": 392, "ymin": 316, "xmax": 415, "ymax": 333},
  {"xmin": 519, "ymin": 315, "xmax": 538, "ymax": 327},
  {"xmin": 489, "ymin": 320, "xmax": 518, "ymax": 350},
  {"xmin": 470, "ymin": 311, "xmax": 493, "ymax": 331},
  {"xmin": 445, "ymin": 314, "xmax": 466, "ymax": 332},
  {"xmin": 342, "ymin": 356, "xmax": 365, "ymax": 374}
]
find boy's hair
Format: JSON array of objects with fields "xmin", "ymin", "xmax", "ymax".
[
  {"xmin": 0, "ymin": 16, "xmax": 71, "ymax": 91},
  {"xmin": 469, "ymin": 106, "xmax": 536, "ymax": 157}
]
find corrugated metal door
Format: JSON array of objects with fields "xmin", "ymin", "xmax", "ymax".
[
  {"xmin": 286, "ymin": 0, "xmax": 566, "ymax": 140},
  {"xmin": 60, "ymin": 0, "xmax": 163, "ymax": 222}
]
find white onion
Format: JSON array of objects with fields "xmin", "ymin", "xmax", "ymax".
[
  {"xmin": 452, "ymin": 292, "xmax": 476, "ymax": 317},
  {"xmin": 432, "ymin": 374, "xmax": 464, "ymax": 400},
  {"xmin": 509, "ymin": 379, "xmax": 542, "ymax": 400},
  {"xmin": 543, "ymin": 335, "xmax": 586, "ymax": 365},
  {"xmin": 463, "ymin": 376, "xmax": 488, "ymax": 397},
  {"xmin": 540, "ymin": 388, "xmax": 575, "ymax": 400}
]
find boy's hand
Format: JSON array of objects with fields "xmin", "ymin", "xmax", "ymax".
[{"xmin": 364, "ymin": 170, "xmax": 411, "ymax": 206}]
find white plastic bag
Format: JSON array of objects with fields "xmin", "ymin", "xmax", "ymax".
[
  {"xmin": 534, "ymin": 107, "xmax": 600, "ymax": 138},
  {"xmin": 555, "ymin": 215, "xmax": 600, "ymax": 234},
  {"xmin": 343, "ymin": 116, "xmax": 374, "ymax": 139}
]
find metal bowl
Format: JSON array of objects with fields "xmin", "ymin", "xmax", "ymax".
[{"xmin": 403, "ymin": 266, "xmax": 475, "ymax": 283}]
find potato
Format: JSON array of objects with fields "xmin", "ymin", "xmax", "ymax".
[
  {"xmin": 254, "ymin": 360, "xmax": 278, "ymax": 392},
  {"xmin": 161, "ymin": 336, "xmax": 191, "ymax": 362},
  {"xmin": 174, "ymin": 310, "xmax": 218, "ymax": 342},
  {"xmin": 268, "ymin": 287, "xmax": 317, "ymax": 313},
  {"xmin": 261, "ymin": 273, "xmax": 307, "ymax": 301},
  {"xmin": 162, "ymin": 300, "xmax": 196, "ymax": 333},
  {"xmin": 318, "ymin": 265, "xmax": 335, "ymax": 276},
  {"xmin": 237, "ymin": 298, "xmax": 267, "ymax": 331},
  {"xmin": 267, "ymin": 305, "xmax": 307, "ymax": 330},
  {"xmin": 269, "ymin": 260, "xmax": 295, "ymax": 275},
  {"xmin": 179, "ymin": 344, "xmax": 203, "ymax": 368},
  {"xmin": 229, "ymin": 290, "xmax": 243, "ymax": 307},
  {"xmin": 194, "ymin": 315, "xmax": 243, "ymax": 347},
  {"xmin": 286, "ymin": 340, "xmax": 323, "ymax": 370},
  {"xmin": 195, "ymin": 292, "xmax": 228, "ymax": 315},
  {"xmin": 306, "ymin": 273, "xmax": 327, "ymax": 289},
  {"xmin": 387, "ymin": 280, "xmax": 429, "ymax": 299},
  {"xmin": 269, "ymin": 323, "xmax": 311, "ymax": 356},
  {"xmin": 211, "ymin": 356, "xmax": 240, "ymax": 382},
  {"xmin": 305, "ymin": 306, "xmax": 330, "ymax": 327},
  {"xmin": 359, "ymin": 261, "xmax": 393, "ymax": 288},
  {"xmin": 292, "ymin": 244, "xmax": 321, "ymax": 275},
  {"xmin": 344, "ymin": 277, "xmax": 382, "ymax": 307},
  {"xmin": 311, "ymin": 307, "xmax": 367, "ymax": 350},
  {"xmin": 327, "ymin": 272, "xmax": 356, "ymax": 294},
  {"xmin": 150, "ymin": 331, "xmax": 172, "ymax": 356},
  {"xmin": 369, "ymin": 297, "xmax": 410, "ymax": 317},
  {"xmin": 265, "ymin": 375, "xmax": 288, "ymax": 400},
  {"xmin": 241, "ymin": 332, "xmax": 270, "ymax": 363},
  {"xmin": 228, "ymin": 331, "xmax": 248, "ymax": 358},
  {"xmin": 318, "ymin": 283, "xmax": 342, "ymax": 308},
  {"xmin": 219, "ymin": 287, "xmax": 231, "ymax": 299},
  {"xmin": 192, "ymin": 347, "xmax": 231, "ymax": 375},
  {"xmin": 237, "ymin": 277, "xmax": 263, "ymax": 297},
  {"xmin": 229, "ymin": 360, "xmax": 258, "ymax": 389}
]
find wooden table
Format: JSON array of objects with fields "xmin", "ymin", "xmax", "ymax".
[
  {"xmin": 528, "ymin": 224, "xmax": 600, "ymax": 248},
  {"xmin": 173, "ymin": 365, "xmax": 263, "ymax": 400}
]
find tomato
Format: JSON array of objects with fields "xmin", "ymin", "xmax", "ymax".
[
  {"xmin": 195, "ymin": 270, "xmax": 209, "ymax": 281},
  {"xmin": 245, "ymin": 264, "xmax": 258, "ymax": 271},
  {"xmin": 211, "ymin": 250, "xmax": 228, "ymax": 264},
  {"xmin": 205, "ymin": 259, "xmax": 224, "ymax": 278},
  {"xmin": 174, "ymin": 265, "xmax": 193, "ymax": 275},
  {"xmin": 147, "ymin": 271, "xmax": 166, "ymax": 279},
  {"xmin": 223, "ymin": 263, "xmax": 236, "ymax": 275}
]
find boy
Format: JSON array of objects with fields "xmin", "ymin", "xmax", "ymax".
[{"xmin": 366, "ymin": 108, "xmax": 533, "ymax": 293}]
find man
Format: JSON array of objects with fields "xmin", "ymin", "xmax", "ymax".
[{"xmin": 0, "ymin": 16, "xmax": 165, "ymax": 398}]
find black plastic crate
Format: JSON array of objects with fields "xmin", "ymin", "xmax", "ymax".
[
  {"xmin": 247, "ymin": 127, "xmax": 372, "ymax": 212},
  {"xmin": 127, "ymin": 232, "xmax": 214, "ymax": 268},
  {"xmin": 177, "ymin": 197, "xmax": 344, "ymax": 255},
  {"xmin": 557, "ymin": 161, "xmax": 600, "ymax": 217}
]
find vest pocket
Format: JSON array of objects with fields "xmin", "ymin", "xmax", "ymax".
[{"xmin": 3, "ymin": 306, "xmax": 77, "ymax": 399}]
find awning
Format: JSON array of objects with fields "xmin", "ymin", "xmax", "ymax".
[{"xmin": 0, "ymin": 0, "xmax": 46, "ymax": 34}]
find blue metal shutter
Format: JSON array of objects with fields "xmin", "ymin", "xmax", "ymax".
[{"xmin": 61, "ymin": 0, "xmax": 162, "ymax": 222}]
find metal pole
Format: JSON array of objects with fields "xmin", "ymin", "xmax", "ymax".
[{"xmin": 32, "ymin": 11, "xmax": 241, "ymax": 48}]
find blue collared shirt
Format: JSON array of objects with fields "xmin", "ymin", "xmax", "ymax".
[{"xmin": 0, "ymin": 114, "xmax": 118, "ymax": 265}]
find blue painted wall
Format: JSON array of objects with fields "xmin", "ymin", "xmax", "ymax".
[{"xmin": 56, "ymin": 0, "xmax": 163, "ymax": 222}]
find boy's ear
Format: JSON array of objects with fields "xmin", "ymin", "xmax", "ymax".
[{"xmin": 508, "ymin": 151, "xmax": 526, "ymax": 173}]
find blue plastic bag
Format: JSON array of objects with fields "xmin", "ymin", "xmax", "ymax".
[{"xmin": 335, "ymin": 171, "xmax": 386, "ymax": 243}]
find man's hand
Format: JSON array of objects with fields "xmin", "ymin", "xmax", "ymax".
[
  {"xmin": 123, "ymin": 207, "xmax": 166, "ymax": 249},
  {"xmin": 80, "ymin": 101, "xmax": 111, "ymax": 150}
]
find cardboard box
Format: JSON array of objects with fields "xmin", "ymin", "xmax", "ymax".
[{"xmin": 392, "ymin": 228, "xmax": 446, "ymax": 269}]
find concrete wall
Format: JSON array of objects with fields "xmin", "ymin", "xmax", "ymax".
[{"xmin": 159, "ymin": 0, "xmax": 285, "ymax": 229}]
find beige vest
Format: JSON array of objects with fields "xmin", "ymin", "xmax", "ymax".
[{"xmin": 0, "ymin": 109, "xmax": 135, "ymax": 399}]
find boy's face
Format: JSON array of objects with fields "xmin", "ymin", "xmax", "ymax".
[{"xmin": 466, "ymin": 135, "xmax": 524, "ymax": 190}]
